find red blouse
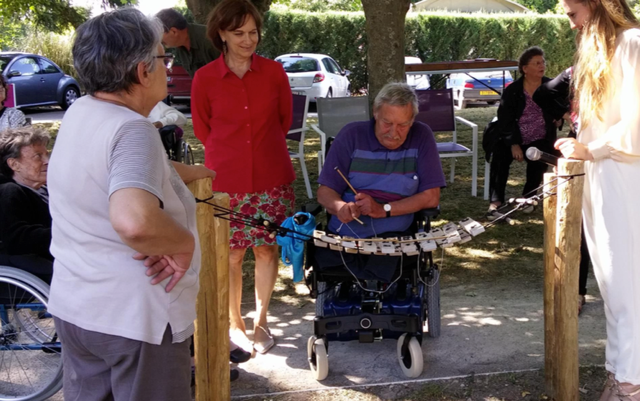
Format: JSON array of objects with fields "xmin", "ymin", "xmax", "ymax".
[{"xmin": 191, "ymin": 54, "xmax": 294, "ymax": 193}]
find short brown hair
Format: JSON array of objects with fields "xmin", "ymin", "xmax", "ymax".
[
  {"xmin": 518, "ymin": 46, "xmax": 545, "ymax": 75},
  {"xmin": 206, "ymin": 0, "xmax": 262, "ymax": 53}
]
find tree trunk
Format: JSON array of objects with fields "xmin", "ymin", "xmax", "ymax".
[
  {"xmin": 186, "ymin": 0, "xmax": 274, "ymax": 25},
  {"xmin": 362, "ymin": 0, "xmax": 410, "ymax": 103}
]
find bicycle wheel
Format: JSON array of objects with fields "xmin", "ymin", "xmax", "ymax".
[{"xmin": 0, "ymin": 266, "xmax": 63, "ymax": 401}]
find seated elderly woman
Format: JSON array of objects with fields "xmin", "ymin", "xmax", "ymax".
[
  {"xmin": 0, "ymin": 75, "xmax": 28, "ymax": 131},
  {"xmin": 0, "ymin": 126, "xmax": 52, "ymax": 284},
  {"xmin": 316, "ymin": 82, "xmax": 446, "ymax": 281}
]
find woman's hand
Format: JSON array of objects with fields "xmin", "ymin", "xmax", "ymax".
[
  {"xmin": 554, "ymin": 138, "xmax": 594, "ymax": 161},
  {"xmin": 171, "ymin": 162, "xmax": 216, "ymax": 184},
  {"xmin": 511, "ymin": 144, "xmax": 524, "ymax": 162}
]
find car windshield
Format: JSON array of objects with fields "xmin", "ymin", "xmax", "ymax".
[
  {"xmin": 0, "ymin": 56, "xmax": 14, "ymax": 73},
  {"xmin": 277, "ymin": 57, "xmax": 319, "ymax": 73}
]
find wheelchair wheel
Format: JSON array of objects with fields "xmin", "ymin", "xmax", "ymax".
[
  {"xmin": 425, "ymin": 268, "xmax": 441, "ymax": 338},
  {"xmin": 0, "ymin": 266, "xmax": 63, "ymax": 401},
  {"xmin": 315, "ymin": 281, "xmax": 327, "ymax": 317},
  {"xmin": 397, "ymin": 333, "xmax": 423, "ymax": 378},
  {"xmin": 307, "ymin": 335, "xmax": 328, "ymax": 381},
  {"xmin": 182, "ymin": 142, "xmax": 194, "ymax": 165}
]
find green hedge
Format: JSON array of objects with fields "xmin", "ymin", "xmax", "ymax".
[{"xmin": 261, "ymin": 10, "xmax": 576, "ymax": 94}]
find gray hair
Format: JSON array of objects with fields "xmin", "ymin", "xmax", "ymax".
[
  {"xmin": 0, "ymin": 127, "xmax": 50, "ymax": 178},
  {"xmin": 373, "ymin": 82, "xmax": 419, "ymax": 118},
  {"xmin": 72, "ymin": 8, "xmax": 163, "ymax": 95}
]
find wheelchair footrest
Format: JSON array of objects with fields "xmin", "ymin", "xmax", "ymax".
[{"xmin": 314, "ymin": 313, "xmax": 421, "ymax": 337}]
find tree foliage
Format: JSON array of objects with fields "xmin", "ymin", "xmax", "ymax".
[
  {"xmin": 185, "ymin": 0, "xmax": 274, "ymax": 24},
  {"xmin": 0, "ymin": 0, "xmax": 136, "ymax": 34},
  {"xmin": 260, "ymin": 9, "xmax": 575, "ymax": 94},
  {"xmin": 512, "ymin": 0, "xmax": 558, "ymax": 13}
]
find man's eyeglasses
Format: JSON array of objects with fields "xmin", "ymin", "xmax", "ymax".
[{"xmin": 156, "ymin": 53, "xmax": 174, "ymax": 69}]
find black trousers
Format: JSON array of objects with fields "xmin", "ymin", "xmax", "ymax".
[
  {"xmin": 0, "ymin": 253, "xmax": 53, "ymax": 284},
  {"xmin": 489, "ymin": 139, "xmax": 557, "ymax": 204},
  {"xmin": 579, "ymin": 227, "xmax": 591, "ymax": 296}
]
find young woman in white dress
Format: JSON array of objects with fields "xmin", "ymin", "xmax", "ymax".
[{"xmin": 556, "ymin": 0, "xmax": 640, "ymax": 399}]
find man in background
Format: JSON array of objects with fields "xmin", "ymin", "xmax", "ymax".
[{"xmin": 156, "ymin": 8, "xmax": 219, "ymax": 78}]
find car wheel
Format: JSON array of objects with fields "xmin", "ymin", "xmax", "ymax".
[
  {"xmin": 345, "ymin": 85, "xmax": 351, "ymax": 97},
  {"xmin": 61, "ymin": 86, "xmax": 80, "ymax": 110},
  {"xmin": 326, "ymin": 88, "xmax": 333, "ymax": 98},
  {"xmin": 487, "ymin": 100, "xmax": 498, "ymax": 105}
]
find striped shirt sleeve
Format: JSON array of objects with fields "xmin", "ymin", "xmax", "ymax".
[{"xmin": 107, "ymin": 119, "xmax": 166, "ymax": 203}]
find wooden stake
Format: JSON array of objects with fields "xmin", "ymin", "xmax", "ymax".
[
  {"xmin": 188, "ymin": 178, "xmax": 230, "ymax": 401},
  {"xmin": 553, "ymin": 159, "xmax": 584, "ymax": 401},
  {"xmin": 543, "ymin": 172, "xmax": 557, "ymax": 398}
]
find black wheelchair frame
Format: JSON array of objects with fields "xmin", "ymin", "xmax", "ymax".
[{"xmin": 303, "ymin": 206, "xmax": 442, "ymax": 380}]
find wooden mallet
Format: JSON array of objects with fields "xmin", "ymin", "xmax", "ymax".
[{"xmin": 334, "ymin": 167, "xmax": 365, "ymax": 226}]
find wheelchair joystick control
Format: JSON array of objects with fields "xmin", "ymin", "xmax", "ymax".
[{"xmin": 360, "ymin": 317, "xmax": 372, "ymax": 329}]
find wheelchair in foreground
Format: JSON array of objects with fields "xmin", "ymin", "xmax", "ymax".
[
  {"xmin": 304, "ymin": 208, "xmax": 442, "ymax": 381},
  {"xmin": 159, "ymin": 125, "xmax": 194, "ymax": 165},
  {"xmin": 0, "ymin": 266, "xmax": 62, "ymax": 401}
]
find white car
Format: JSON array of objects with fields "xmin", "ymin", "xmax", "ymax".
[
  {"xmin": 405, "ymin": 56, "xmax": 430, "ymax": 90},
  {"xmin": 276, "ymin": 53, "xmax": 351, "ymax": 102}
]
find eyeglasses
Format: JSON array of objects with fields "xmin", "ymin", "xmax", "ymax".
[{"xmin": 156, "ymin": 53, "xmax": 174, "ymax": 69}]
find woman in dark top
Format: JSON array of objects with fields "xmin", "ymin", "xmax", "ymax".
[
  {"xmin": 487, "ymin": 46, "xmax": 560, "ymax": 219},
  {"xmin": 0, "ymin": 126, "xmax": 52, "ymax": 283}
]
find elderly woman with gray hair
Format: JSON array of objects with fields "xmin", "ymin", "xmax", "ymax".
[
  {"xmin": 0, "ymin": 127, "xmax": 52, "ymax": 284},
  {"xmin": 46, "ymin": 8, "xmax": 215, "ymax": 400}
]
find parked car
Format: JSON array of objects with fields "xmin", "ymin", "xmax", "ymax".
[
  {"xmin": 447, "ymin": 70, "xmax": 513, "ymax": 109},
  {"xmin": 275, "ymin": 53, "xmax": 350, "ymax": 102},
  {"xmin": 166, "ymin": 63, "xmax": 192, "ymax": 105},
  {"xmin": 405, "ymin": 56, "xmax": 430, "ymax": 90},
  {"xmin": 0, "ymin": 52, "xmax": 81, "ymax": 110}
]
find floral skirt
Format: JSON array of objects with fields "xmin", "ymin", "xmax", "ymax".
[{"xmin": 227, "ymin": 184, "xmax": 295, "ymax": 249}]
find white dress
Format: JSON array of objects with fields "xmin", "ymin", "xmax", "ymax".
[{"xmin": 579, "ymin": 28, "xmax": 640, "ymax": 385}]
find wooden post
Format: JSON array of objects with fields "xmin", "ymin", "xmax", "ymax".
[
  {"xmin": 552, "ymin": 159, "xmax": 584, "ymax": 401},
  {"xmin": 187, "ymin": 178, "xmax": 230, "ymax": 401},
  {"xmin": 543, "ymin": 172, "xmax": 557, "ymax": 397}
]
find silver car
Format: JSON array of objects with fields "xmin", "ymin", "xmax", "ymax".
[{"xmin": 276, "ymin": 53, "xmax": 350, "ymax": 102}]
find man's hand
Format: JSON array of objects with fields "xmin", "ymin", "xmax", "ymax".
[
  {"xmin": 354, "ymin": 193, "xmax": 385, "ymax": 218},
  {"xmin": 554, "ymin": 138, "xmax": 594, "ymax": 161},
  {"xmin": 512, "ymin": 144, "xmax": 524, "ymax": 162},
  {"xmin": 337, "ymin": 202, "xmax": 361, "ymax": 224},
  {"xmin": 153, "ymin": 121, "xmax": 163, "ymax": 129},
  {"xmin": 133, "ymin": 252, "xmax": 193, "ymax": 292}
]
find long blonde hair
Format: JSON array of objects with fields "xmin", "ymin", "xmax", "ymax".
[{"xmin": 572, "ymin": 0, "xmax": 638, "ymax": 128}]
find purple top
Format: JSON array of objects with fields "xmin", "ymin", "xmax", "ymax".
[
  {"xmin": 318, "ymin": 119, "xmax": 446, "ymax": 238},
  {"xmin": 519, "ymin": 91, "xmax": 546, "ymax": 145}
]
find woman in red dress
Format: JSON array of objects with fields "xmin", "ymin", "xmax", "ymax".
[{"xmin": 191, "ymin": 0, "xmax": 294, "ymax": 354}]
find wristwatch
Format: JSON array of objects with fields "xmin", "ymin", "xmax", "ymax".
[{"xmin": 383, "ymin": 203, "xmax": 392, "ymax": 218}]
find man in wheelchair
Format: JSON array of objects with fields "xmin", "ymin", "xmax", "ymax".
[
  {"xmin": 149, "ymin": 100, "xmax": 189, "ymax": 162},
  {"xmin": 307, "ymin": 83, "xmax": 446, "ymax": 379}
]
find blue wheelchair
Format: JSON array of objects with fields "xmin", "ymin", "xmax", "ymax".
[
  {"xmin": 304, "ymin": 207, "xmax": 442, "ymax": 381},
  {"xmin": 0, "ymin": 266, "xmax": 62, "ymax": 401}
]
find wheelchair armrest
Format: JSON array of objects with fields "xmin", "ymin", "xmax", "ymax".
[
  {"xmin": 158, "ymin": 125, "xmax": 177, "ymax": 134},
  {"xmin": 417, "ymin": 206, "xmax": 440, "ymax": 219},
  {"xmin": 302, "ymin": 203, "xmax": 322, "ymax": 216},
  {"xmin": 413, "ymin": 206, "xmax": 440, "ymax": 232}
]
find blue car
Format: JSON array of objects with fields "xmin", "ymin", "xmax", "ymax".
[
  {"xmin": 0, "ymin": 52, "xmax": 81, "ymax": 110},
  {"xmin": 447, "ymin": 71, "xmax": 513, "ymax": 109}
]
